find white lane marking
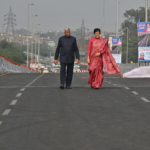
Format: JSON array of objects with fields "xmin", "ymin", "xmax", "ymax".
[
  {"xmin": 24, "ymin": 85, "xmax": 29, "ymax": 87},
  {"xmin": 0, "ymin": 121, "xmax": 2, "ymax": 125},
  {"xmin": 10, "ymin": 100, "xmax": 18, "ymax": 105},
  {"xmin": 113, "ymin": 84, "xmax": 116, "ymax": 85},
  {"xmin": 124, "ymin": 87, "xmax": 130, "ymax": 90},
  {"xmin": 132, "ymin": 91, "xmax": 139, "ymax": 95},
  {"xmin": 108, "ymin": 82, "xmax": 111, "ymax": 84},
  {"xmin": 16, "ymin": 93, "xmax": 22, "ymax": 97},
  {"xmin": 25, "ymin": 74, "xmax": 44, "ymax": 87},
  {"xmin": 2, "ymin": 109, "xmax": 11, "ymax": 115},
  {"xmin": 141, "ymin": 97, "xmax": 150, "ymax": 102},
  {"xmin": 20, "ymin": 88, "xmax": 25, "ymax": 91}
]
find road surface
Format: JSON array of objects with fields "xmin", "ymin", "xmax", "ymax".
[{"xmin": 0, "ymin": 73, "xmax": 150, "ymax": 150}]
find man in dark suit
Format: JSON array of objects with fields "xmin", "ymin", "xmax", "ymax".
[{"xmin": 54, "ymin": 28, "xmax": 80, "ymax": 89}]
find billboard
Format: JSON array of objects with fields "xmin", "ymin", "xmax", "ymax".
[
  {"xmin": 137, "ymin": 22, "xmax": 150, "ymax": 36},
  {"xmin": 111, "ymin": 36, "xmax": 122, "ymax": 64},
  {"xmin": 137, "ymin": 22, "xmax": 150, "ymax": 63},
  {"xmin": 138, "ymin": 47, "xmax": 150, "ymax": 62},
  {"xmin": 112, "ymin": 54, "xmax": 122, "ymax": 64},
  {"xmin": 112, "ymin": 37, "xmax": 122, "ymax": 46}
]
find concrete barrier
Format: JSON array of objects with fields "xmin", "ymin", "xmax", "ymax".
[{"xmin": 123, "ymin": 66, "xmax": 150, "ymax": 78}]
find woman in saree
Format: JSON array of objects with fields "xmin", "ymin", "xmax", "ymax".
[{"xmin": 87, "ymin": 28, "xmax": 120, "ymax": 89}]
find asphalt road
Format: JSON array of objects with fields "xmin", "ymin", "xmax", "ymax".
[{"xmin": 0, "ymin": 73, "xmax": 150, "ymax": 150}]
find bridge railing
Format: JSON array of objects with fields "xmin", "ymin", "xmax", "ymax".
[{"xmin": 0, "ymin": 54, "xmax": 38, "ymax": 74}]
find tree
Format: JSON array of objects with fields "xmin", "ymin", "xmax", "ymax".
[
  {"xmin": 121, "ymin": 7, "xmax": 150, "ymax": 63},
  {"xmin": 0, "ymin": 40, "xmax": 27, "ymax": 64}
]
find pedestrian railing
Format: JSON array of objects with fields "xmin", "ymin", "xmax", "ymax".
[{"xmin": 0, "ymin": 54, "xmax": 38, "ymax": 74}]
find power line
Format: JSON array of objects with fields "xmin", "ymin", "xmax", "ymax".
[
  {"xmin": 76, "ymin": 19, "xmax": 89, "ymax": 58},
  {"xmin": 4, "ymin": 6, "xmax": 17, "ymax": 40}
]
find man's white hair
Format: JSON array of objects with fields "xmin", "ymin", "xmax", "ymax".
[{"xmin": 64, "ymin": 28, "xmax": 70, "ymax": 31}]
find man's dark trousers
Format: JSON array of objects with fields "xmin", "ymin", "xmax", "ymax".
[{"xmin": 60, "ymin": 63, "xmax": 74, "ymax": 86}]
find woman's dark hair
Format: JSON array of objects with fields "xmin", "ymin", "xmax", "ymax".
[{"xmin": 94, "ymin": 28, "xmax": 101, "ymax": 34}]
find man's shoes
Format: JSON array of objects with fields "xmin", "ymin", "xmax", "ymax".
[
  {"xmin": 60, "ymin": 84, "xmax": 64, "ymax": 89},
  {"xmin": 66, "ymin": 86, "xmax": 72, "ymax": 89}
]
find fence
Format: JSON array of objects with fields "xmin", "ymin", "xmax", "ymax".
[{"xmin": 0, "ymin": 54, "xmax": 38, "ymax": 74}]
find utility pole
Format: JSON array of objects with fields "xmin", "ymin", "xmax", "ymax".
[
  {"xmin": 116, "ymin": 0, "xmax": 119, "ymax": 37},
  {"xmin": 145, "ymin": 0, "xmax": 148, "ymax": 22},
  {"xmin": 102, "ymin": 0, "xmax": 105, "ymax": 38}
]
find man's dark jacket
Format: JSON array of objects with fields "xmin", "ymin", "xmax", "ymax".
[{"xmin": 55, "ymin": 36, "xmax": 80, "ymax": 63}]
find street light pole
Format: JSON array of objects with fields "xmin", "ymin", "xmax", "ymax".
[
  {"xmin": 27, "ymin": 4, "xmax": 29, "ymax": 71},
  {"xmin": 102, "ymin": 0, "xmax": 105, "ymax": 38},
  {"xmin": 27, "ymin": 3, "xmax": 34, "ymax": 72},
  {"xmin": 31, "ymin": 15, "xmax": 34, "ymax": 70},
  {"xmin": 48, "ymin": 37, "xmax": 51, "ymax": 67},
  {"xmin": 125, "ymin": 27, "xmax": 129, "ymax": 64},
  {"xmin": 34, "ymin": 16, "xmax": 38, "ymax": 68},
  {"xmin": 38, "ymin": 29, "xmax": 42, "ymax": 71},
  {"xmin": 38, "ymin": 39, "xmax": 40, "ymax": 70},
  {"xmin": 19, "ymin": 35, "xmax": 23, "ymax": 51},
  {"xmin": 49, "ymin": 49, "xmax": 52, "ymax": 67},
  {"xmin": 116, "ymin": 0, "xmax": 119, "ymax": 37},
  {"xmin": 35, "ymin": 31, "xmax": 37, "ymax": 67},
  {"xmin": 145, "ymin": 0, "xmax": 148, "ymax": 22},
  {"xmin": 31, "ymin": 15, "xmax": 38, "ymax": 70}
]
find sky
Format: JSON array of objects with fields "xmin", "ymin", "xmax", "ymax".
[{"xmin": 0, "ymin": 0, "xmax": 147, "ymax": 33}]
